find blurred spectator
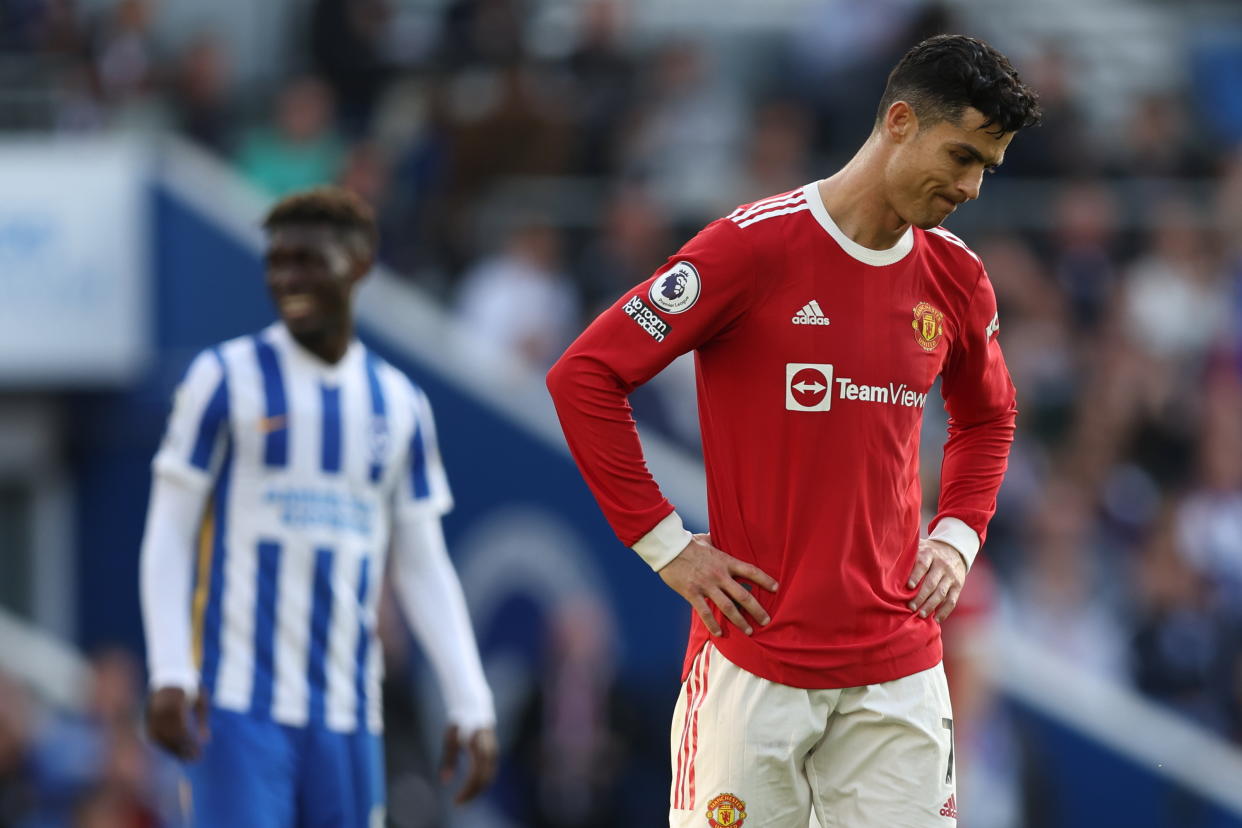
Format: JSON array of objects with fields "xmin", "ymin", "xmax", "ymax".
[
  {"xmin": 89, "ymin": 0, "xmax": 158, "ymax": 106},
  {"xmin": 1000, "ymin": 45, "xmax": 1092, "ymax": 177},
  {"xmin": 575, "ymin": 185, "xmax": 672, "ymax": 311},
  {"xmin": 169, "ymin": 33, "xmax": 233, "ymax": 154},
  {"xmin": 27, "ymin": 650, "xmax": 178, "ymax": 827},
  {"xmin": 1131, "ymin": 502, "xmax": 1230, "ymax": 731},
  {"xmin": 1004, "ymin": 481, "xmax": 1129, "ymax": 680},
  {"xmin": 0, "ymin": 672, "xmax": 34, "ymax": 824},
  {"xmin": 454, "ymin": 219, "xmax": 580, "ymax": 371},
  {"xmin": 621, "ymin": 39, "xmax": 746, "ymax": 218},
  {"xmin": 514, "ymin": 598, "xmax": 632, "ymax": 827},
  {"xmin": 236, "ymin": 76, "xmax": 345, "ymax": 197},
  {"xmin": 560, "ymin": 0, "xmax": 638, "ymax": 176},
  {"xmin": 309, "ymin": 0, "xmax": 393, "ymax": 136},
  {"xmin": 1109, "ymin": 93, "xmax": 1218, "ymax": 179},
  {"xmin": 724, "ymin": 99, "xmax": 815, "ymax": 207},
  {"xmin": 1046, "ymin": 180, "xmax": 1120, "ymax": 335}
]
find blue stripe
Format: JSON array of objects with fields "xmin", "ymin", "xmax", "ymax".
[
  {"xmin": 188, "ymin": 350, "xmax": 229, "ymax": 471},
  {"xmin": 249, "ymin": 541, "xmax": 281, "ymax": 718},
  {"xmin": 353, "ymin": 557, "xmax": 371, "ymax": 731},
  {"xmin": 253, "ymin": 336, "xmax": 288, "ymax": 468},
  {"xmin": 307, "ymin": 548, "xmax": 335, "ymax": 726},
  {"xmin": 320, "ymin": 384, "xmax": 342, "ymax": 473},
  {"xmin": 199, "ymin": 443, "xmax": 234, "ymax": 696},
  {"xmin": 410, "ymin": 423, "xmax": 430, "ymax": 500},
  {"xmin": 364, "ymin": 353, "xmax": 387, "ymax": 483}
]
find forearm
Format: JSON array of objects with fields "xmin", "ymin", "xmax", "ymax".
[
  {"xmin": 546, "ymin": 351, "xmax": 678, "ymax": 550},
  {"xmin": 139, "ymin": 473, "xmax": 209, "ymax": 691},
  {"xmin": 932, "ymin": 405, "xmax": 1016, "ymax": 567},
  {"xmin": 390, "ymin": 513, "xmax": 495, "ymax": 732}
]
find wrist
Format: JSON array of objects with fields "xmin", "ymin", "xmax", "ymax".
[{"xmin": 631, "ymin": 512, "xmax": 693, "ymax": 572}]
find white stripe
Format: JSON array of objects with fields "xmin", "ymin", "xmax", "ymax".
[
  {"xmin": 737, "ymin": 203, "xmax": 810, "ymax": 228},
  {"xmin": 271, "ymin": 538, "xmax": 312, "ymax": 725},
  {"xmin": 213, "ymin": 529, "xmax": 256, "ymax": 711},
  {"xmin": 926, "ymin": 227, "xmax": 980, "ymax": 262},
  {"xmin": 729, "ymin": 193, "xmax": 806, "ymax": 224},
  {"xmin": 727, "ymin": 191, "xmax": 801, "ymax": 220},
  {"xmin": 810, "ymin": 300, "xmax": 824, "ymax": 316},
  {"xmin": 325, "ymin": 550, "xmax": 363, "ymax": 731},
  {"xmin": 365, "ymin": 622, "xmax": 383, "ymax": 732}
]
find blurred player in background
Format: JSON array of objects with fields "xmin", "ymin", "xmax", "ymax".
[
  {"xmin": 548, "ymin": 35, "xmax": 1040, "ymax": 826},
  {"xmin": 138, "ymin": 187, "xmax": 496, "ymax": 825}
]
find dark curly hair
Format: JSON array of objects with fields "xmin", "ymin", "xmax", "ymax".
[
  {"xmin": 875, "ymin": 34, "xmax": 1042, "ymax": 136},
  {"xmin": 262, "ymin": 186, "xmax": 378, "ymax": 261}
]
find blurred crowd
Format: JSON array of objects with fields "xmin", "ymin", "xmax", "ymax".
[{"xmin": 4, "ymin": 0, "xmax": 1242, "ymax": 825}]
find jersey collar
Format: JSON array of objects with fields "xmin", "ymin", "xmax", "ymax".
[
  {"xmin": 804, "ymin": 181, "xmax": 914, "ymax": 267},
  {"xmin": 267, "ymin": 322, "xmax": 363, "ymax": 382}
]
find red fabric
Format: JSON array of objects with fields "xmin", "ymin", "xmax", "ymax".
[{"xmin": 547, "ymin": 190, "xmax": 1016, "ymax": 689}]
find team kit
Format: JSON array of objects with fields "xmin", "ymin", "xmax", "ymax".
[{"xmin": 143, "ymin": 33, "xmax": 1034, "ymax": 828}]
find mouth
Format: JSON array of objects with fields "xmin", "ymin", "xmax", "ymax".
[
  {"xmin": 278, "ymin": 294, "xmax": 316, "ymax": 319},
  {"xmin": 936, "ymin": 194, "xmax": 959, "ymax": 212}
]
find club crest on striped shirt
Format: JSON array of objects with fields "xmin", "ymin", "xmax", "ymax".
[
  {"xmin": 705, "ymin": 793, "xmax": 747, "ymax": 827},
  {"xmin": 912, "ymin": 301, "xmax": 945, "ymax": 351},
  {"xmin": 649, "ymin": 261, "xmax": 701, "ymax": 314}
]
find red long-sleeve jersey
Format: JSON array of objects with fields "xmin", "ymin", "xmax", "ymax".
[{"xmin": 547, "ymin": 183, "xmax": 1016, "ymax": 688}]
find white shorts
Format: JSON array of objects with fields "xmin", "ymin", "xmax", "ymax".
[{"xmin": 669, "ymin": 644, "xmax": 957, "ymax": 828}]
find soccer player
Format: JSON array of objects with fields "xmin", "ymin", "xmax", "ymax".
[
  {"xmin": 546, "ymin": 35, "xmax": 1040, "ymax": 826},
  {"xmin": 139, "ymin": 187, "xmax": 497, "ymax": 825}
]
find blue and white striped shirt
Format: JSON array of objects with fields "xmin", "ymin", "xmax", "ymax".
[{"xmin": 154, "ymin": 322, "xmax": 451, "ymax": 733}]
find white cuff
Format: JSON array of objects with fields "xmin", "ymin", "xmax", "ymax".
[
  {"xmin": 631, "ymin": 512, "xmax": 693, "ymax": 572},
  {"xmin": 929, "ymin": 517, "xmax": 980, "ymax": 570},
  {"xmin": 148, "ymin": 671, "xmax": 199, "ymax": 694}
]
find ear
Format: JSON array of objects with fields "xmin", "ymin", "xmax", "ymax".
[{"xmin": 883, "ymin": 101, "xmax": 919, "ymax": 143}]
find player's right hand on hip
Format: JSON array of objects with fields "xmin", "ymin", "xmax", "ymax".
[
  {"xmin": 146, "ymin": 686, "xmax": 209, "ymax": 760},
  {"xmin": 659, "ymin": 533, "xmax": 778, "ymax": 636}
]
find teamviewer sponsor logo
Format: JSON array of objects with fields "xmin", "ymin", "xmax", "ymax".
[
  {"xmin": 623, "ymin": 295, "xmax": 671, "ymax": 342},
  {"xmin": 786, "ymin": 363, "xmax": 833, "ymax": 411}
]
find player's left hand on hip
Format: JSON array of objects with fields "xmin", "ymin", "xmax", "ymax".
[
  {"xmin": 906, "ymin": 539, "xmax": 967, "ymax": 623},
  {"xmin": 439, "ymin": 724, "xmax": 498, "ymax": 805}
]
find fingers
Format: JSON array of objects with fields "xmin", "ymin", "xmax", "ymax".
[
  {"xmin": 911, "ymin": 574, "xmax": 952, "ymax": 618},
  {"xmin": 729, "ymin": 559, "xmax": 779, "ymax": 593},
  {"xmin": 906, "ymin": 549, "xmax": 933, "ymax": 591},
  {"xmin": 454, "ymin": 730, "xmax": 498, "ymax": 804},
  {"xmin": 720, "ymin": 578, "xmax": 770, "ymax": 629},
  {"xmin": 709, "ymin": 587, "xmax": 753, "ymax": 636},
  {"xmin": 934, "ymin": 584, "xmax": 963, "ymax": 623},
  {"xmin": 439, "ymin": 725, "xmax": 461, "ymax": 783},
  {"xmin": 689, "ymin": 594, "xmax": 723, "ymax": 637}
]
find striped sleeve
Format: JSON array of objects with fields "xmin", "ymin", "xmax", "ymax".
[
  {"xmin": 152, "ymin": 348, "xmax": 230, "ymax": 490},
  {"xmin": 393, "ymin": 382, "xmax": 454, "ymax": 518}
]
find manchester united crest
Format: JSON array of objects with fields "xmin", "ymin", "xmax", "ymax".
[
  {"xmin": 912, "ymin": 302, "xmax": 945, "ymax": 351},
  {"xmin": 706, "ymin": 793, "xmax": 747, "ymax": 827}
]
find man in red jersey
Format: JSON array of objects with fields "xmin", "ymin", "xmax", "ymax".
[{"xmin": 547, "ymin": 34, "xmax": 1040, "ymax": 827}]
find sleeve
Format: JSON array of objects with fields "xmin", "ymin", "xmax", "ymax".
[
  {"xmin": 152, "ymin": 349, "xmax": 231, "ymax": 492},
  {"xmin": 392, "ymin": 385, "xmax": 454, "ymax": 521},
  {"xmin": 930, "ymin": 269, "xmax": 1017, "ymax": 569},
  {"xmin": 139, "ymin": 474, "xmax": 210, "ymax": 691},
  {"xmin": 389, "ymin": 511, "xmax": 496, "ymax": 732},
  {"xmin": 140, "ymin": 349, "xmax": 228, "ymax": 691},
  {"xmin": 545, "ymin": 218, "xmax": 755, "ymax": 566}
]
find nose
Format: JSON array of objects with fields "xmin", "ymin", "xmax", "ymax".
[{"xmin": 956, "ymin": 169, "xmax": 983, "ymax": 202}]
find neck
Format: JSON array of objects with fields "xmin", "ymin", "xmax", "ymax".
[
  {"xmin": 289, "ymin": 318, "xmax": 352, "ymax": 364},
  {"xmin": 818, "ymin": 135, "xmax": 911, "ymax": 250}
]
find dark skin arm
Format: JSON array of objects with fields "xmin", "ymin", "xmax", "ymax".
[
  {"xmin": 146, "ymin": 686, "xmax": 209, "ymax": 760},
  {"xmin": 439, "ymin": 724, "xmax": 498, "ymax": 804}
]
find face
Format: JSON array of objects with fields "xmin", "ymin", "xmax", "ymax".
[
  {"xmin": 264, "ymin": 224, "xmax": 364, "ymax": 338},
  {"xmin": 883, "ymin": 104, "xmax": 1014, "ymax": 230}
]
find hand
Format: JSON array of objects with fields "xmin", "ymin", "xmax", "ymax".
[
  {"xmin": 439, "ymin": 724, "xmax": 498, "ymax": 805},
  {"xmin": 906, "ymin": 539, "xmax": 968, "ymax": 623},
  {"xmin": 145, "ymin": 686, "xmax": 209, "ymax": 760},
  {"xmin": 659, "ymin": 533, "xmax": 779, "ymax": 637}
]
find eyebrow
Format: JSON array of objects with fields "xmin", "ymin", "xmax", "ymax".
[{"xmin": 950, "ymin": 141, "xmax": 1002, "ymax": 170}]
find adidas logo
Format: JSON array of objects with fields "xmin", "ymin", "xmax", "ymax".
[
  {"xmin": 940, "ymin": 794, "xmax": 957, "ymax": 819},
  {"xmin": 792, "ymin": 300, "xmax": 830, "ymax": 326}
]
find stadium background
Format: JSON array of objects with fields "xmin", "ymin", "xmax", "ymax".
[{"xmin": 2, "ymin": 0, "xmax": 1242, "ymax": 825}]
